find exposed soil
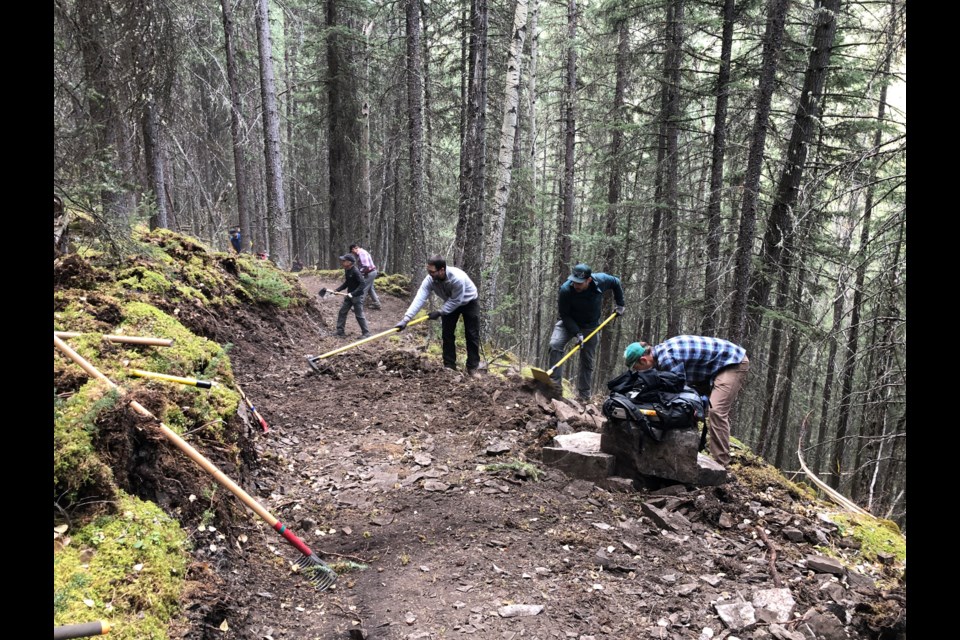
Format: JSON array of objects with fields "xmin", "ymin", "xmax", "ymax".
[{"xmin": 149, "ymin": 274, "xmax": 906, "ymax": 640}]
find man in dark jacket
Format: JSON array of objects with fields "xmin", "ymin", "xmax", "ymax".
[
  {"xmin": 548, "ymin": 263, "xmax": 625, "ymax": 401},
  {"xmin": 329, "ymin": 253, "xmax": 371, "ymax": 338}
]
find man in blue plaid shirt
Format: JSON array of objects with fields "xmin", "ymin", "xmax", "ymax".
[{"xmin": 625, "ymin": 335, "xmax": 749, "ymax": 467}]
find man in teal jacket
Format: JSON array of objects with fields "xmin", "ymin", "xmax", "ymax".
[{"xmin": 548, "ymin": 263, "xmax": 625, "ymax": 401}]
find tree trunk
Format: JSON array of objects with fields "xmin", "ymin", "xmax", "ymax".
[
  {"xmin": 701, "ymin": 0, "xmax": 735, "ymax": 335},
  {"xmin": 454, "ymin": 0, "xmax": 489, "ymax": 280},
  {"xmin": 406, "ymin": 0, "xmax": 429, "ymax": 279},
  {"xmin": 220, "ymin": 0, "xmax": 253, "ymax": 253},
  {"xmin": 326, "ymin": 0, "xmax": 365, "ymax": 265},
  {"xmin": 726, "ymin": 0, "xmax": 791, "ymax": 344},
  {"xmin": 554, "ymin": 0, "xmax": 578, "ymax": 283},
  {"xmin": 256, "ymin": 0, "xmax": 290, "ymax": 267},
  {"xmin": 597, "ymin": 17, "xmax": 630, "ymax": 380},
  {"xmin": 142, "ymin": 98, "xmax": 169, "ymax": 229},
  {"xmin": 660, "ymin": 0, "xmax": 684, "ymax": 337},
  {"xmin": 482, "ymin": 0, "xmax": 528, "ymax": 340},
  {"xmin": 745, "ymin": 0, "xmax": 841, "ymax": 348}
]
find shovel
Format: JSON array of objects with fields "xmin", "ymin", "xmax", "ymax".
[
  {"xmin": 528, "ymin": 312, "xmax": 619, "ymax": 386},
  {"xmin": 54, "ymin": 621, "xmax": 111, "ymax": 639},
  {"xmin": 129, "ymin": 368, "xmax": 214, "ymax": 389},
  {"xmin": 55, "ymin": 331, "xmax": 174, "ymax": 347},
  {"xmin": 307, "ymin": 314, "xmax": 430, "ymax": 371},
  {"xmin": 54, "ymin": 334, "xmax": 338, "ymax": 591}
]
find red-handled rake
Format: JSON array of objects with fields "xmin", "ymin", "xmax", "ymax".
[
  {"xmin": 54, "ymin": 334, "xmax": 337, "ymax": 590},
  {"xmin": 236, "ymin": 382, "xmax": 269, "ymax": 433}
]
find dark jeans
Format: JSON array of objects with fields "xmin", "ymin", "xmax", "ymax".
[
  {"xmin": 441, "ymin": 298, "xmax": 480, "ymax": 371},
  {"xmin": 336, "ymin": 295, "xmax": 369, "ymax": 335},
  {"xmin": 547, "ymin": 320, "xmax": 599, "ymax": 398}
]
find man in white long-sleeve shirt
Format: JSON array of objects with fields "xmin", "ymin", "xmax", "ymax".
[{"xmin": 394, "ymin": 255, "xmax": 481, "ymax": 374}]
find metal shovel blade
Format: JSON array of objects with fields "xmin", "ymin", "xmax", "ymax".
[{"xmin": 529, "ymin": 366, "xmax": 555, "ymax": 385}]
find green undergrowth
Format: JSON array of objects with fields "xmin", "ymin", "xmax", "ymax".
[
  {"xmin": 55, "ymin": 227, "xmax": 315, "ymax": 634},
  {"xmin": 54, "ymin": 493, "xmax": 190, "ymax": 639},
  {"xmin": 478, "ymin": 459, "xmax": 542, "ymax": 481},
  {"xmin": 731, "ymin": 442, "xmax": 905, "ymax": 582},
  {"xmin": 828, "ymin": 513, "xmax": 905, "ymax": 563}
]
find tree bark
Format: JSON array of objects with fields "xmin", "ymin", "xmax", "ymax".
[
  {"xmin": 454, "ymin": 0, "xmax": 489, "ymax": 280},
  {"xmin": 554, "ymin": 0, "xmax": 578, "ymax": 283},
  {"xmin": 482, "ymin": 0, "xmax": 528, "ymax": 340},
  {"xmin": 256, "ymin": 0, "xmax": 290, "ymax": 267},
  {"xmin": 406, "ymin": 0, "xmax": 429, "ymax": 279},
  {"xmin": 701, "ymin": 0, "xmax": 735, "ymax": 335},
  {"xmin": 746, "ymin": 0, "xmax": 841, "ymax": 348},
  {"xmin": 726, "ymin": 0, "xmax": 791, "ymax": 344},
  {"xmin": 220, "ymin": 0, "xmax": 253, "ymax": 253},
  {"xmin": 325, "ymin": 0, "xmax": 365, "ymax": 265}
]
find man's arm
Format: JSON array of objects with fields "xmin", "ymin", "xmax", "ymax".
[
  {"xmin": 596, "ymin": 273, "xmax": 625, "ymax": 307},
  {"xmin": 557, "ymin": 287, "xmax": 581, "ymax": 336},
  {"xmin": 402, "ymin": 276, "xmax": 434, "ymax": 322}
]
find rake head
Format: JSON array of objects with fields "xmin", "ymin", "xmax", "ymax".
[
  {"xmin": 306, "ymin": 355, "xmax": 321, "ymax": 373},
  {"xmin": 296, "ymin": 553, "xmax": 338, "ymax": 591}
]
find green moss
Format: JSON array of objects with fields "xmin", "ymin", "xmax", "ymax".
[
  {"xmin": 829, "ymin": 513, "xmax": 906, "ymax": 563},
  {"xmin": 116, "ymin": 267, "xmax": 175, "ymax": 295},
  {"xmin": 236, "ymin": 258, "xmax": 298, "ymax": 308},
  {"xmin": 732, "ymin": 445, "xmax": 818, "ymax": 502},
  {"xmin": 54, "ymin": 385, "xmax": 119, "ymax": 503},
  {"xmin": 479, "ymin": 460, "xmax": 542, "ymax": 481},
  {"xmin": 54, "ymin": 493, "xmax": 190, "ymax": 639},
  {"xmin": 375, "ymin": 272, "xmax": 412, "ymax": 298}
]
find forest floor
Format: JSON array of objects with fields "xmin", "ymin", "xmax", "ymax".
[{"xmin": 150, "ymin": 272, "xmax": 906, "ymax": 640}]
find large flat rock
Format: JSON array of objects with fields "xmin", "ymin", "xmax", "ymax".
[{"xmin": 600, "ymin": 418, "xmax": 727, "ymax": 486}]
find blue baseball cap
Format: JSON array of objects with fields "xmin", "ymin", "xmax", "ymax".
[{"xmin": 569, "ymin": 263, "xmax": 592, "ymax": 283}]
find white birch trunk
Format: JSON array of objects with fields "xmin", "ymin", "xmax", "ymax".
[{"xmin": 481, "ymin": 0, "xmax": 529, "ymax": 332}]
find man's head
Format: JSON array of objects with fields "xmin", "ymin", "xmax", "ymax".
[
  {"xmin": 624, "ymin": 342, "xmax": 655, "ymax": 371},
  {"xmin": 349, "ymin": 243, "xmax": 361, "ymax": 254},
  {"xmin": 426, "ymin": 255, "xmax": 447, "ymax": 281},
  {"xmin": 339, "ymin": 253, "xmax": 356, "ymax": 268},
  {"xmin": 568, "ymin": 263, "xmax": 593, "ymax": 292}
]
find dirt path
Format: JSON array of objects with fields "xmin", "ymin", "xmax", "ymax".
[{"xmin": 176, "ymin": 274, "xmax": 904, "ymax": 640}]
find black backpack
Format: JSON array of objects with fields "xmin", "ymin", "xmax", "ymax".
[{"xmin": 603, "ymin": 371, "xmax": 710, "ymax": 448}]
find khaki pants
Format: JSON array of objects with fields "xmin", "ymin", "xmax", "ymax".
[{"xmin": 708, "ymin": 356, "xmax": 750, "ymax": 466}]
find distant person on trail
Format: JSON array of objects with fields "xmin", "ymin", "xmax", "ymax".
[
  {"xmin": 350, "ymin": 243, "xmax": 382, "ymax": 310},
  {"xmin": 624, "ymin": 336, "xmax": 749, "ymax": 467},
  {"xmin": 328, "ymin": 253, "xmax": 371, "ymax": 339},
  {"xmin": 394, "ymin": 255, "xmax": 480, "ymax": 375},
  {"xmin": 547, "ymin": 263, "xmax": 625, "ymax": 402},
  {"xmin": 229, "ymin": 227, "xmax": 242, "ymax": 254}
]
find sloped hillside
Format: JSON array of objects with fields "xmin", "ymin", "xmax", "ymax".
[{"xmin": 53, "ymin": 229, "xmax": 906, "ymax": 640}]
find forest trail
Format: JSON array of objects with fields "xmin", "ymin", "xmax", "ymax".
[{"xmin": 169, "ymin": 273, "xmax": 905, "ymax": 639}]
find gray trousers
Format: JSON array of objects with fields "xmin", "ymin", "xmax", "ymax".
[
  {"xmin": 547, "ymin": 320, "xmax": 599, "ymax": 399},
  {"xmin": 363, "ymin": 269, "xmax": 381, "ymax": 306},
  {"xmin": 336, "ymin": 295, "xmax": 369, "ymax": 335}
]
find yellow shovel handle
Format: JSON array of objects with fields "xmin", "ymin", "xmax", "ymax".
[
  {"xmin": 129, "ymin": 369, "xmax": 214, "ymax": 389},
  {"xmin": 548, "ymin": 312, "xmax": 619, "ymax": 374},
  {"xmin": 315, "ymin": 314, "xmax": 431, "ymax": 360}
]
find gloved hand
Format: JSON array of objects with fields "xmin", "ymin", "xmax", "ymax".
[
  {"xmin": 318, "ymin": 288, "xmax": 327, "ymax": 297},
  {"xmin": 394, "ymin": 320, "xmax": 408, "ymax": 331},
  {"xmin": 428, "ymin": 310, "xmax": 442, "ymax": 320},
  {"xmin": 346, "ymin": 292, "xmax": 353, "ymax": 299},
  {"xmin": 615, "ymin": 305, "xmax": 625, "ymax": 316},
  {"xmin": 575, "ymin": 333, "xmax": 585, "ymax": 346}
]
